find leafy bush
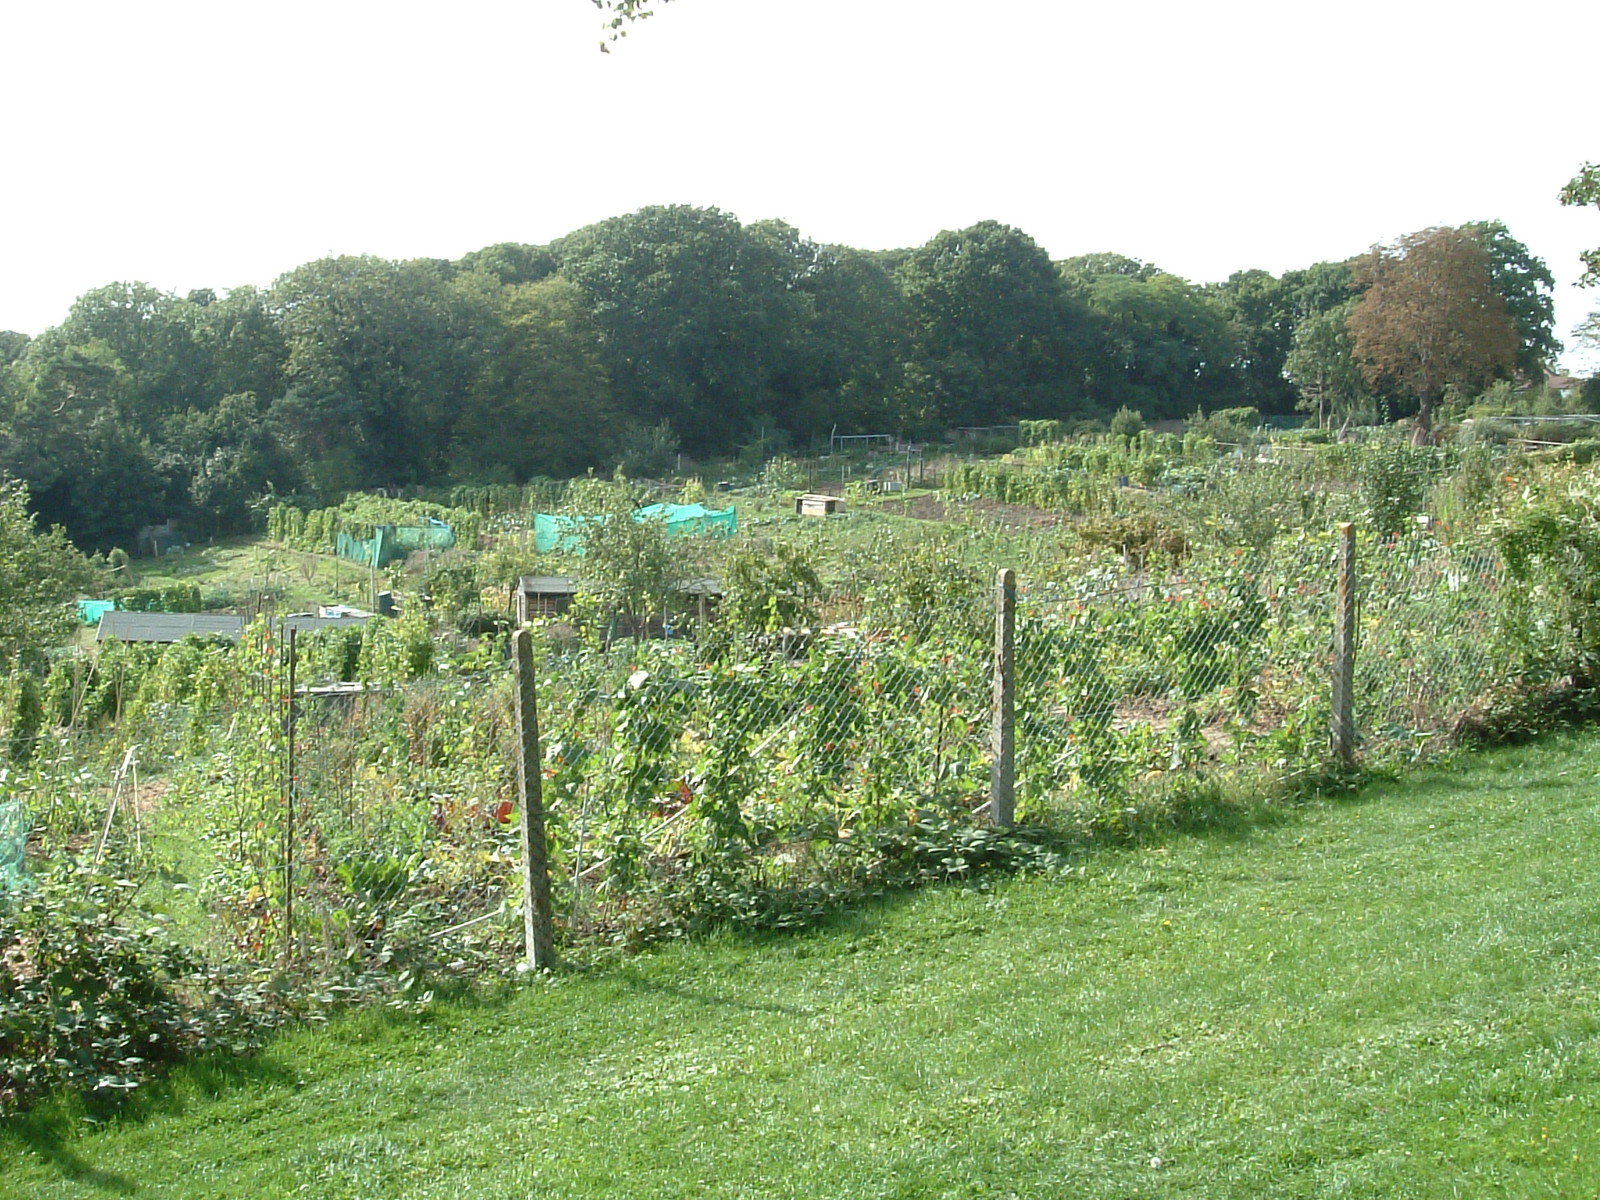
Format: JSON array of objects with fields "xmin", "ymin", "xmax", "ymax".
[
  {"xmin": 1109, "ymin": 406, "xmax": 1145, "ymax": 440},
  {"xmin": 723, "ymin": 543, "xmax": 823, "ymax": 635},
  {"xmin": 0, "ymin": 862, "xmax": 280, "ymax": 1114},
  {"xmin": 110, "ymin": 584, "xmax": 204, "ymax": 614},
  {"xmin": 1494, "ymin": 476, "xmax": 1600, "ymax": 685},
  {"xmin": 616, "ymin": 420, "xmax": 679, "ymax": 478},
  {"xmin": 1186, "ymin": 406, "xmax": 1259, "ymax": 444},
  {"xmin": 1358, "ymin": 442, "xmax": 1439, "ymax": 536},
  {"xmin": 1074, "ymin": 513, "xmax": 1188, "ymax": 566}
]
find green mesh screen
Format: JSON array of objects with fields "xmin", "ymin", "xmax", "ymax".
[
  {"xmin": 534, "ymin": 504, "xmax": 736, "ymax": 554},
  {"xmin": 336, "ymin": 521, "xmax": 457, "ymax": 567}
]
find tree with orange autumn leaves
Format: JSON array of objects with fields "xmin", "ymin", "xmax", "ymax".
[{"xmin": 1346, "ymin": 226, "xmax": 1519, "ymax": 444}]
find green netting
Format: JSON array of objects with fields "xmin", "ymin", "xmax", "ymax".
[
  {"xmin": 77, "ymin": 598, "xmax": 117, "ymax": 625},
  {"xmin": 534, "ymin": 504, "xmax": 736, "ymax": 554},
  {"xmin": 0, "ymin": 799, "xmax": 25, "ymax": 894},
  {"xmin": 336, "ymin": 520, "xmax": 456, "ymax": 567}
]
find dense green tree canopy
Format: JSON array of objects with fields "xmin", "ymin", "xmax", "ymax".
[
  {"xmin": 0, "ymin": 204, "xmax": 1569, "ymax": 552},
  {"xmin": 1284, "ymin": 300, "xmax": 1367, "ymax": 428},
  {"xmin": 898, "ymin": 221, "xmax": 1084, "ymax": 430},
  {"xmin": 1467, "ymin": 220, "xmax": 1560, "ymax": 379},
  {"xmin": 1075, "ymin": 268, "xmax": 1235, "ymax": 419},
  {"xmin": 0, "ymin": 479, "xmax": 93, "ymax": 668},
  {"xmin": 457, "ymin": 276, "xmax": 621, "ymax": 481},
  {"xmin": 554, "ymin": 205, "xmax": 804, "ymax": 454},
  {"xmin": 270, "ymin": 256, "xmax": 496, "ymax": 491}
]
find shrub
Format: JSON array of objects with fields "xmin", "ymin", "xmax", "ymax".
[
  {"xmin": 723, "ymin": 543, "xmax": 823, "ymax": 636},
  {"xmin": 1, "ymin": 862, "xmax": 280, "ymax": 1114},
  {"xmin": 1109, "ymin": 406, "xmax": 1145, "ymax": 440},
  {"xmin": 1358, "ymin": 442, "xmax": 1439, "ymax": 536},
  {"xmin": 1494, "ymin": 477, "xmax": 1600, "ymax": 685}
]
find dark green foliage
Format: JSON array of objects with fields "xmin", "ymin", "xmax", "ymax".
[
  {"xmin": 553, "ymin": 205, "xmax": 804, "ymax": 455},
  {"xmin": 898, "ymin": 221, "xmax": 1085, "ymax": 429},
  {"xmin": 1467, "ymin": 220, "xmax": 1561, "ymax": 379},
  {"xmin": 1109, "ymin": 406, "xmax": 1145, "ymax": 439},
  {"xmin": 0, "ymin": 479, "xmax": 93, "ymax": 669},
  {"xmin": 0, "ymin": 211, "xmax": 1556, "ymax": 556},
  {"xmin": 1358, "ymin": 442, "xmax": 1439, "ymax": 536},
  {"xmin": 723, "ymin": 542, "xmax": 823, "ymax": 635},
  {"xmin": 0, "ymin": 862, "xmax": 280, "ymax": 1114},
  {"xmin": 1494, "ymin": 480, "xmax": 1600, "ymax": 684},
  {"xmin": 109, "ymin": 584, "xmax": 203, "ymax": 614}
]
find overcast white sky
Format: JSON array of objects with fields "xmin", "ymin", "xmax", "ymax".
[{"xmin": 3, "ymin": 0, "xmax": 1597, "ymax": 368}]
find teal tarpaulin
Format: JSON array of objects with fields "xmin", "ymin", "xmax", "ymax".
[
  {"xmin": 77, "ymin": 599, "xmax": 117, "ymax": 625},
  {"xmin": 336, "ymin": 520, "xmax": 456, "ymax": 567},
  {"xmin": 534, "ymin": 504, "xmax": 736, "ymax": 554}
]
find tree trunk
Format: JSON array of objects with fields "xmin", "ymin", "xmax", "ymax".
[{"xmin": 1411, "ymin": 392, "xmax": 1435, "ymax": 446}]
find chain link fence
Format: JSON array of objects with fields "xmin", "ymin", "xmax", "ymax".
[
  {"xmin": 1013, "ymin": 536, "xmax": 1338, "ymax": 825},
  {"xmin": 27, "ymin": 523, "xmax": 1521, "ymax": 973},
  {"xmin": 1356, "ymin": 533, "xmax": 1509, "ymax": 760}
]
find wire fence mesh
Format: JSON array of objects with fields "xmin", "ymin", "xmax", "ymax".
[
  {"xmin": 1356, "ymin": 533, "xmax": 1510, "ymax": 762},
  {"xmin": 17, "ymin": 522, "xmax": 1522, "ymax": 971},
  {"xmin": 1013, "ymin": 535, "xmax": 1339, "ymax": 825}
]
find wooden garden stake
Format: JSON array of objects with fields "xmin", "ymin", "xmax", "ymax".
[{"xmin": 284, "ymin": 627, "xmax": 297, "ymax": 969}]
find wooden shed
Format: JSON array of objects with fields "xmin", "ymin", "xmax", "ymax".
[
  {"xmin": 795, "ymin": 493, "xmax": 845, "ymax": 517},
  {"xmin": 514, "ymin": 575, "xmax": 580, "ymax": 623}
]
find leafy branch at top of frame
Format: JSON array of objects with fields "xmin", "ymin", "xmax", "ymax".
[{"xmin": 594, "ymin": 0, "xmax": 672, "ymax": 51}]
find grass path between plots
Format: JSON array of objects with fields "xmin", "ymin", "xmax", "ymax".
[{"xmin": 5, "ymin": 732, "xmax": 1600, "ymax": 1199}]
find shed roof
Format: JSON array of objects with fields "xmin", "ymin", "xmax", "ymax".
[
  {"xmin": 97, "ymin": 613, "xmax": 244, "ymax": 643},
  {"xmin": 516, "ymin": 575, "xmax": 581, "ymax": 595},
  {"xmin": 96, "ymin": 612, "xmax": 370, "ymax": 644}
]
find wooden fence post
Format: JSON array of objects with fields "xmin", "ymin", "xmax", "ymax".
[
  {"xmin": 991, "ymin": 568, "xmax": 1016, "ymax": 826},
  {"xmin": 513, "ymin": 629, "xmax": 556, "ymax": 970},
  {"xmin": 1331, "ymin": 523, "xmax": 1357, "ymax": 771},
  {"xmin": 284, "ymin": 627, "xmax": 297, "ymax": 969}
]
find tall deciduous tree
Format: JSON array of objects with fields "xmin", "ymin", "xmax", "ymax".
[
  {"xmin": 1209, "ymin": 269, "xmax": 1300, "ymax": 416},
  {"xmin": 0, "ymin": 478, "xmax": 93, "ymax": 668},
  {"xmin": 1073, "ymin": 268, "xmax": 1235, "ymax": 420},
  {"xmin": 457, "ymin": 276, "xmax": 620, "ymax": 480},
  {"xmin": 1284, "ymin": 300, "xmax": 1368, "ymax": 429},
  {"xmin": 554, "ymin": 206, "xmax": 803, "ymax": 455},
  {"xmin": 1560, "ymin": 162, "xmax": 1600, "ymax": 286},
  {"xmin": 269, "ymin": 256, "xmax": 495, "ymax": 493},
  {"xmin": 42, "ymin": 283, "xmax": 210, "ymax": 431},
  {"xmin": 1466, "ymin": 220, "xmax": 1560, "ymax": 379},
  {"xmin": 1346, "ymin": 227, "xmax": 1519, "ymax": 442},
  {"xmin": 898, "ymin": 221, "xmax": 1083, "ymax": 430},
  {"xmin": 745, "ymin": 222, "xmax": 909, "ymax": 442}
]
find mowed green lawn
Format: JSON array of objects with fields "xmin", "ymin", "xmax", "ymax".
[{"xmin": 5, "ymin": 733, "xmax": 1600, "ymax": 1199}]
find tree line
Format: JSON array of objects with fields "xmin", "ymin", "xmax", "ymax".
[{"xmin": 0, "ymin": 206, "xmax": 1562, "ymax": 551}]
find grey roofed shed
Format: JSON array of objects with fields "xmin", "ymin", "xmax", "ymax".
[
  {"xmin": 96, "ymin": 612, "xmax": 370, "ymax": 644},
  {"xmin": 514, "ymin": 575, "xmax": 581, "ymax": 622},
  {"xmin": 97, "ymin": 613, "xmax": 245, "ymax": 643}
]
